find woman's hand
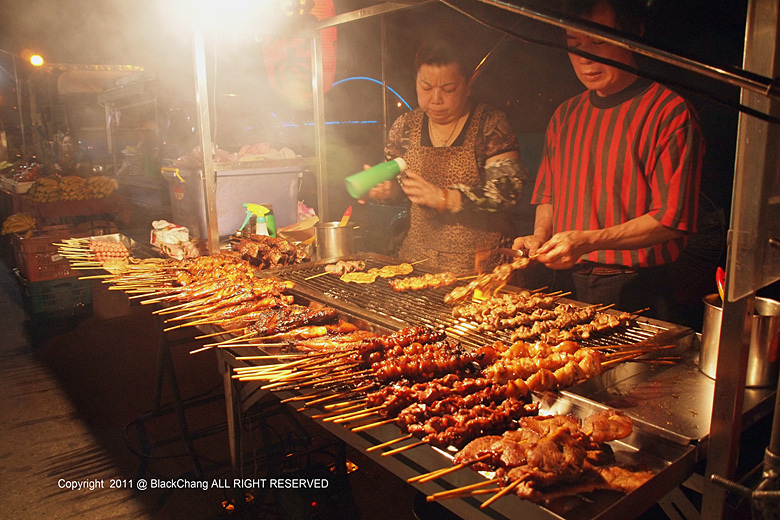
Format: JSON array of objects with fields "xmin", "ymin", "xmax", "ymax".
[
  {"xmin": 399, "ymin": 170, "xmax": 444, "ymax": 209},
  {"xmin": 364, "ymin": 180, "xmax": 400, "ymax": 201},
  {"xmin": 359, "ymin": 164, "xmax": 402, "ymax": 204}
]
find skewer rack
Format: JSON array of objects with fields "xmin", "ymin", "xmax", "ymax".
[{"xmin": 210, "ymin": 253, "xmax": 773, "ymax": 519}]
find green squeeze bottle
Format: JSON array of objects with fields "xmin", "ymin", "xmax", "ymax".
[{"xmin": 344, "ymin": 158, "xmax": 407, "ymax": 199}]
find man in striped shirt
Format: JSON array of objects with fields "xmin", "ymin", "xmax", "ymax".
[{"xmin": 513, "ymin": 0, "xmax": 704, "ymax": 320}]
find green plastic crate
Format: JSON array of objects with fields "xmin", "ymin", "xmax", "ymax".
[{"xmin": 18, "ymin": 274, "xmax": 93, "ymax": 320}]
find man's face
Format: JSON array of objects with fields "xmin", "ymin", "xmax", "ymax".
[{"xmin": 566, "ymin": 2, "xmax": 637, "ymax": 97}]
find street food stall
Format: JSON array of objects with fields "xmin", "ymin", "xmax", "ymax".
[
  {"xmin": 44, "ymin": 1, "xmax": 780, "ymax": 519},
  {"xmin": 186, "ymin": 2, "xmax": 780, "ymax": 519}
]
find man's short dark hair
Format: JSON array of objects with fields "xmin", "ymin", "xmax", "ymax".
[
  {"xmin": 562, "ymin": 0, "xmax": 646, "ymax": 36},
  {"xmin": 414, "ymin": 40, "xmax": 472, "ymax": 79}
]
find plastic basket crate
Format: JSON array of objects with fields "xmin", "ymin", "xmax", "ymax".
[
  {"xmin": 12, "ymin": 226, "xmax": 79, "ymax": 282},
  {"xmin": 18, "ymin": 274, "xmax": 93, "ymax": 320}
]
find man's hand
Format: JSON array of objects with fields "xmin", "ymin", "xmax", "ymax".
[
  {"xmin": 512, "ymin": 234, "xmax": 546, "ymax": 256},
  {"xmin": 534, "ymin": 230, "xmax": 590, "ymax": 269}
]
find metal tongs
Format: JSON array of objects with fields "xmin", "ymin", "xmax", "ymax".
[{"xmin": 443, "ymin": 248, "xmax": 537, "ymax": 305}]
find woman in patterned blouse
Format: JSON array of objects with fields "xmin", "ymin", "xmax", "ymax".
[{"xmin": 364, "ymin": 40, "xmax": 528, "ymax": 274}]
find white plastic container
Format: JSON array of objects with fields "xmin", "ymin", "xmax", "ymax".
[{"xmin": 164, "ymin": 167, "xmax": 301, "ymax": 240}]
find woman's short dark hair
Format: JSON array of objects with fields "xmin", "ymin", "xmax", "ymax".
[
  {"xmin": 414, "ymin": 40, "xmax": 472, "ymax": 78},
  {"xmin": 562, "ymin": 0, "xmax": 646, "ymax": 36}
]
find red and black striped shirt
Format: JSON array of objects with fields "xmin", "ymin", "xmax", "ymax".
[{"xmin": 532, "ymin": 79, "xmax": 704, "ymax": 268}]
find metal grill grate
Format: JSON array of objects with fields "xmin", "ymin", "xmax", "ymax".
[{"xmin": 263, "ymin": 254, "xmax": 680, "ymax": 350}]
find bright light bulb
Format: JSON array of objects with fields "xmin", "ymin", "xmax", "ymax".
[{"xmin": 30, "ymin": 55, "xmax": 44, "ymax": 67}]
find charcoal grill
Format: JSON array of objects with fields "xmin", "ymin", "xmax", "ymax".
[
  {"xmin": 262, "ymin": 253, "xmax": 693, "ymax": 353},
  {"xmin": 237, "ymin": 253, "xmax": 742, "ymax": 519}
]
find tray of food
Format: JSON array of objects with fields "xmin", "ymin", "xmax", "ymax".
[{"xmin": 56, "ymin": 233, "xmax": 167, "ymax": 273}]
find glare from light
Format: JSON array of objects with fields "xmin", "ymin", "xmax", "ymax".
[
  {"xmin": 186, "ymin": 0, "xmax": 277, "ymax": 31},
  {"xmin": 30, "ymin": 55, "xmax": 44, "ymax": 67}
]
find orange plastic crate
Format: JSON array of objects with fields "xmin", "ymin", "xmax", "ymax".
[{"xmin": 12, "ymin": 226, "xmax": 79, "ymax": 282}]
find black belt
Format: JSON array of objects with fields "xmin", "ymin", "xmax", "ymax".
[{"xmin": 572, "ymin": 262, "xmax": 637, "ymax": 275}]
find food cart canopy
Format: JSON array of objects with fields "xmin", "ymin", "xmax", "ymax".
[{"xmin": 57, "ymin": 69, "xmax": 136, "ymax": 95}]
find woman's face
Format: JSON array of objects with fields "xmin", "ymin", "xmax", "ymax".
[
  {"xmin": 61, "ymin": 136, "xmax": 76, "ymax": 155},
  {"xmin": 416, "ymin": 62, "xmax": 471, "ymax": 125}
]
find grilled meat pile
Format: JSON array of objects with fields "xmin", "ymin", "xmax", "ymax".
[
  {"xmin": 233, "ymin": 233, "xmax": 310, "ymax": 268},
  {"xmin": 453, "ymin": 410, "xmax": 654, "ymax": 503},
  {"xmin": 450, "ymin": 289, "xmax": 633, "ymax": 343},
  {"xmin": 389, "ymin": 272, "xmax": 458, "ymax": 292}
]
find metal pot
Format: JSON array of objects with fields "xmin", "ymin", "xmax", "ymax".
[
  {"xmin": 314, "ymin": 221, "xmax": 355, "ymax": 261},
  {"xmin": 699, "ymin": 294, "xmax": 780, "ymax": 387}
]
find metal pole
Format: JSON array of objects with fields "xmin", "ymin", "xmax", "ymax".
[
  {"xmin": 312, "ymin": 32, "xmax": 329, "ymax": 221},
  {"xmin": 380, "ymin": 17, "xmax": 389, "ymax": 142},
  {"xmin": 192, "ymin": 27, "xmax": 220, "ymax": 254},
  {"xmin": 11, "ymin": 54, "xmax": 27, "ymax": 159},
  {"xmin": 471, "ymin": 0, "xmax": 780, "ymax": 100},
  {"xmin": 703, "ymin": 0, "xmax": 780, "ymax": 517}
]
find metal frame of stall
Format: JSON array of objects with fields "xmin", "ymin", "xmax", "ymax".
[
  {"xmin": 190, "ymin": 26, "xmax": 320, "ymax": 254},
  {"xmin": 192, "ymin": 1, "xmax": 780, "ymax": 518}
]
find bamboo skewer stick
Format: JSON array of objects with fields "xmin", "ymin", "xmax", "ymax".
[
  {"xmin": 366, "ymin": 434, "xmax": 413, "ymax": 452},
  {"xmin": 280, "ymin": 389, "xmax": 330, "ymax": 403},
  {"xmin": 323, "ymin": 398, "xmax": 366, "ymax": 410},
  {"xmin": 604, "ymin": 344, "xmax": 676, "ymax": 357},
  {"xmin": 309, "ymin": 370, "xmax": 371, "ymax": 389},
  {"xmin": 426, "ymin": 479, "xmax": 500, "ymax": 502},
  {"xmin": 332, "ymin": 409, "xmax": 382, "ymax": 424},
  {"xmin": 204, "ymin": 331, "xmax": 256, "ymax": 347},
  {"xmin": 195, "ymin": 328, "xmax": 243, "ymax": 340},
  {"xmin": 351, "ymin": 418, "xmax": 395, "ymax": 432},
  {"xmin": 153, "ymin": 301, "xmax": 199, "ymax": 314},
  {"xmin": 234, "ymin": 350, "xmax": 343, "ymax": 369},
  {"xmin": 310, "ymin": 402, "xmax": 369, "ymax": 419},
  {"xmin": 311, "ymin": 367, "xmax": 371, "ymax": 383},
  {"xmin": 239, "ymin": 367, "xmax": 325, "ymax": 382},
  {"xmin": 233, "ymin": 358, "xmax": 311, "ymax": 372},
  {"xmin": 602, "ymin": 352, "xmax": 645, "ymax": 367},
  {"xmin": 217, "ymin": 342, "xmax": 291, "ymax": 349},
  {"xmin": 189, "ymin": 344, "xmax": 215, "ymax": 355},
  {"xmin": 254, "ymin": 362, "xmax": 359, "ymax": 385},
  {"xmin": 294, "ymin": 390, "xmax": 353, "ymax": 407},
  {"xmin": 409, "ymin": 453, "xmax": 492, "ymax": 484},
  {"xmin": 262, "ymin": 367, "xmax": 327, "ymax": 383},
  {"xmin": 321, "ymin": 404, "xmax": 384, "ymax": 423},
  {"xmin": 300, "ymin": 392, "xmax": 355, "ymax": 408},
  {"xmin": 304, "ymin": 271, "xmax": 331, "ymax": 281},
  {"xmin": 300, "ymin": 383, "xmax": 374, "ymax": 408},
  {"xmin": 380, "ymin": 440, "xmax": 427, "ymax": 457},
  {"xmin": 480, "ymin": 477, "xmax": 525, "ymax": 509}
]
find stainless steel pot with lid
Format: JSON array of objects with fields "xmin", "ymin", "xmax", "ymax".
[{"xmin": 699, "ymin": 294, "xmax": 780, "ymax": 387}]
